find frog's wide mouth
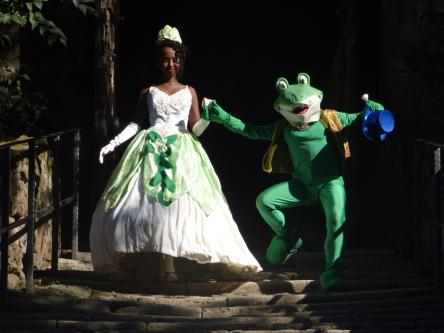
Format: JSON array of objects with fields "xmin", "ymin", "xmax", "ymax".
[{"xmin": 291, "ymin": 103, "xmax": 310, "ymax": 115}]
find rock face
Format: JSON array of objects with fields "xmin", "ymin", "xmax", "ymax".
[{"xmin": 2, "ymin": 136, "xmax": 55, "ymax": 289}]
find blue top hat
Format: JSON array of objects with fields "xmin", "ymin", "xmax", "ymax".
[{"xmin": 362, "ymin": 107, "xmax": 395, "ymax": 141}]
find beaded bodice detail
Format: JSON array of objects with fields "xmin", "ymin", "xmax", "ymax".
[{"xmin": 147, "ymin": 86, "xmax": 192, "ymax": 135}]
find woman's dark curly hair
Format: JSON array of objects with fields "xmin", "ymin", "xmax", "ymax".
[{"xmin": 153, "ymin": 39, "xmax": 189, "ymax": 79}]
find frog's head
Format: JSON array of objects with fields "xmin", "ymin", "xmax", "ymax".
[{"xmin": 273, "ymin": 73, "xmax": 323, "ymax": 126}]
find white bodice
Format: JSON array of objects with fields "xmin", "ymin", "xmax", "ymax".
[{"xmin": 147, "ymin": 86, "xmax": 192, "ymax": 135}]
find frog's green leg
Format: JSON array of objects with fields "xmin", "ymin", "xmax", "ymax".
[
  {"xmin": 256, "ymin": 179, "xmax": 311, "ymax": 266},
  {"xmin": 320, "ymin": 267, "xmax": 346, "ymax": 292},
  {"xmin": 318, "ymin": 177, "xmax": 346, "ymax": 269},
  {"xmin": 266, "ymin": 235, "xmax": 303, "ymax": 267},
  {"xmin": 256, "ymin": 179, "xmax": 312, "ymax": 237},
  {"xmin": 318, "ymin": 177, "xmax": 347, "ymax": 292}
]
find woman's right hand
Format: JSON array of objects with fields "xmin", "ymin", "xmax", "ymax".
[
  {"xmin": 98, "ymin": 122, "xmax": 141, "ymax": 164},
  {"xmin": 201, "ymin": 97, "xmax": 212, "ymax": 120},
  {"xmin": 99, "ymin": 141, "xmax": 117, "ymax": 164}
]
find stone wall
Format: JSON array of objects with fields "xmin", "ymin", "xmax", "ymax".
[{"xmin": 1, "ymin": 136, "xmax": 55, "ymax": 289}]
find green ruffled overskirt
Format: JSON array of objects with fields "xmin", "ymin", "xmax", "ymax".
[{"xmin": 101, "ymin": 130, "xmax": 224, "ymax": 216}]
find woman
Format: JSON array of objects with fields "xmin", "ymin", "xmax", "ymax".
[{"xmin": 89, "ymin": 25, "xmax": 261, "ymax": 282}]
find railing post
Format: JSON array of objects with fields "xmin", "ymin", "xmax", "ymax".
[
  {"xmin": 72, "ymin": 130, "xmax": 80, "ymax": 259},
  {"xmin": 51, "ymin": 136, "xmax": 61, "ymax": 272},
  {"xmin": 25, "ymin": 141, "xmax": 36, "ymax": 293},
  {"xmin": 0, "ymin": 129, "xmax": 81, "ymax": 294},
  {"xmin": 434, "ymin": 146, "xmax": 443, "ymax": 293},
  {"xmin": 0, "ymin": 148, "xmax": 11, "ymax": 296},
  {"xmin": 437, "ymin": 223, "xmax": 443, "ymax": 294}
]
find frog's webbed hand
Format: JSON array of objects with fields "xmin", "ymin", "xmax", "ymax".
[
  {"xmin": 361, "ymin": 93, "xmax": 385, "ymax": 111},
  {"xmin": 201, "ymin": 98, "xmax": 232, "ymax": 125},
  {"xmin": 201, "ymin": 98, "xmax": 273, "ymax": 140},
  {"xmin": 201, "ymin": 98, "xmax": 246, "ymax": 130}
]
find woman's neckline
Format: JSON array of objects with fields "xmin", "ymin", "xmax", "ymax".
[{"xmin": 153, "ymin": 85, "xmax": 188, "ymax": 97}]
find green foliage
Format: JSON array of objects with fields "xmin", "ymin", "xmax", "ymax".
[
  {"xmin": 0, "ymin": 66, "xmax": 47, "ymax": 139},
  {"xmin": 0, "ymin": 0, "xmax": 96, "ymax": 139},
  {"xmin": 71, "ymin": 0, "xmax": 96, "ymax": 16},
  {"xmin": 0, "ymin": 0, "xmax": 96, "ymax": 48}
]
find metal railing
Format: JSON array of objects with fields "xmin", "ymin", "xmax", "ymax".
[
  {"xmin": 414, "ymin": 138, "xmax": 444, "ymax": 293},
  {"xmin": 0, "ymin": 128, "xmax": 80, "ymax": 295}
]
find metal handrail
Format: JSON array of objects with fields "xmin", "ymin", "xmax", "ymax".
[
  {"xmin": 0, "ymin": 128, "xmax": 80, "ymax": 295},
  {"xmin": 0, "ymin": 128, "xmax": 79, "ymax": 149}
]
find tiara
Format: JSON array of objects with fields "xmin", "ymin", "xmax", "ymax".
[{"xmin": 157, "ymin": 25, "xmax": 182, "ymax": 44}]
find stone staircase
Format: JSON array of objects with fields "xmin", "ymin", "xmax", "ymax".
[{"xmin": 1, "ymin": 249, "xmax": 443, "ymax": 333}]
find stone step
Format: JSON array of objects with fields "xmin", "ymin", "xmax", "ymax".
[
  {"xmin": 3, "ymin": 299, "xmax": 444, "ymax": 320},
  {"xmin": 35, "ymin": 273, "xmax": 431, "ymax": 296},
  {"xmin": 69, "ymin": 250, "xmax": 396, "ymax": 263},
  {"xmin": 0, "ymin": 329, "xmax": 438, "ymax": 333},
  {"xmin": 33, "ymin": 286, "xmax": 440, "ymax": 307},
  {"xmin": 241, "ymin": 330, "xmax": 441, "ymax": 333},
  {"xmin": 1, "ymin": 315, "xmax": 444, "ymax": 332},
  {"xmin": 224, "ymin": 287, "xmax": 438, "ymax": 306},
  {"xmin": 2, "ymin": 249, "xmax": 439, "ymax": 333},
  {"xmin": 200, "ymin": 301, "xmax": 444, "ymax": 318},
  {"xmin": 35, "ymin": 265, "xmax": 423, "ymax": 282},
  {"xmin": 253, "ymin": 249, "xmax": 397, "ymax": 259},
  {"xmin": 272, "ymin": 269, "xmax": 422, "ymax": 280},
  {"xmin": 242, "ymin": 331, "xmax": 441, "ymax": 333},
  {"xmin": 57, "ymin": 249, "xmax": 405, "ymax": 272},
  {"xmin": 54, "ymin": 249, "xmax": 401, "ymax": 277},
  {"xmin": 60, "ymin": 250, "xmax": 92, "ymax": 262},
  {"xmin": 261, "ymin": 255, "xmax": 413, "ymax": 270},
  {"xmin": 271, "ymin": 262, "xmax": 418, "ymax": 274},
  {"xmin": 185, "ymin": 278, "xmax": 430, "ymax": 296},
  {"xmin": 3, "ymin": 287, "xmax": 441, "ymax": 316},
  {"xmin": 57, "ymin": 257, "xmax": 93, "ymax": 271},
  {"xmin": 92, "ymin": 291, "xmax": 444, "ymax": 311}
]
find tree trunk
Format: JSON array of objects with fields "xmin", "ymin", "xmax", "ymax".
[{"xmin": 94, "ymin": 0, "xmax": 120, "ymax": 191}]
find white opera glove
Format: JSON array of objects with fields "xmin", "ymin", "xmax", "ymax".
[
  {"xmin": 99, "ymin": 122, "xmax": 140, "ymax": 164},
  {"xmin": 192, "ymin": 118, "xmax": 210, "ymax": 137},
  {"xmin": 192, "ymin": 98, "xmax": 211, "ymax": 137}
]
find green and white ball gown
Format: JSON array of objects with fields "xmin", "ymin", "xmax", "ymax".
[{"xmin": 90, "ymin": 86, "xmax": 261, "ymax": 279}]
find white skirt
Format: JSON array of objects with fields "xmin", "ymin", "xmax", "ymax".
[{"xmin": 90, "ymin": 130, "xmax": 262, "ymax": 278}]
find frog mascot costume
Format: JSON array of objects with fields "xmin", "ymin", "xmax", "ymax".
[{"xmin": 202, "ymin": 72, "xmax": 394, "ymax": 292}]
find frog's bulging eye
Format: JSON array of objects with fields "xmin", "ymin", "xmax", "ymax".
[
  {"xmin": 277, "ymin": 80, "xmax": 288, "ymax": 91},
  {"xmin": 297, "ymin": 73, "xmax": 310, "ymax": 85},
  {"xmin": 276, "ymin": 77, "xmax": 289, "ymax": 92},
  {"xmin": 298, "ymin": 76, "xmax": 308, "ymax": 84}
]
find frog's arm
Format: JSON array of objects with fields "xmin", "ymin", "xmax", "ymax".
[
  {"xmin": 336, "ymin": 96, "xmax": 385, "ymax": 127},
  {"xmin": 203, "ymin": 99, "xmax": 273, "ymax": 140},
  {"xmin": 336, "ymin": 111, "xmax": 362, "ymax": 127}
]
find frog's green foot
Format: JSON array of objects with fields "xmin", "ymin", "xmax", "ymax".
[
  {"xmin": 265, "ymin": 234, "xmax": 303, "ymax": 267},
  {"xmin": 320, "ymin": 268, "xmax": 346, "ymax": 293}
]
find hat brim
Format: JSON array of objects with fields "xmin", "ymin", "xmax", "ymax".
[{"xmin": 362, "ymin": 108, "xmax": 374, "ymax": 140}]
